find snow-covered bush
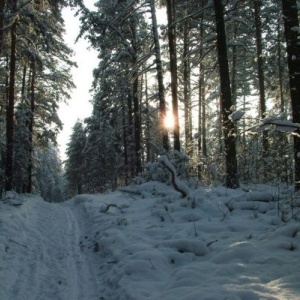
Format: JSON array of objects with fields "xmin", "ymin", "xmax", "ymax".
[{"xmin": 142, "ymin": 151, "xmax": 190, "ymax": 184}]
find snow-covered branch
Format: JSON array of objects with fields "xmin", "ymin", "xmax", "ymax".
[{"xmin": 158, "ymin": 155, "xmax": 190, "ymax": 198}]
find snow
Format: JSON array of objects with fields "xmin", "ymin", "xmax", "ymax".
[
  {"xmin": 250, "ymin": 112, "xmax": 300, "ymax": 133},
  {"xmin": 229, "ymin": 109, "xmax": 245, "ymax": 122},
  {"xmin": 1, "ymin": 182, "xmax": 300, "ymax": 299},
  {"xmin": 158, "ymin": 155, "xmax": 191, "ymax": 197}
]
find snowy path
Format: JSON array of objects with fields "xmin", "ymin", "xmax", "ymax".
[
  {"xmin": 1, "ymin": 184, "xmax": 300, "ymax": 300},
  {"xmin": 0, "ymin": 198, "xmax": 101, "ymax": 300}
]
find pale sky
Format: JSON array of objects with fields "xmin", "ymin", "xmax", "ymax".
[{"xmin": 57, "ymin": 6, "xmax": 98, "ymax": 161}]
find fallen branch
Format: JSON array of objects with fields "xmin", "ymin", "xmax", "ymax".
[{"xmin": 159, "ymin": 155, "xmax": 190, "ymax": 198}]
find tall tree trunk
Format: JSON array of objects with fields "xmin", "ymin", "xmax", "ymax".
[
  {"xmin": 5, "ymin": 0, "xmax": 17, "ymax": 191},
  {"xmin": 231, "ymin": 23, "xmax": 237, "ymax": 106},
  {"xmin": 130, "ymin": 17, "xmax": 142, "ymax": 174},
  {"xmin": 150, "ymin": 0, "xmax": 169, "ymax": 151},
  {"xmin": 122, "ymin": 94, "xmax": 129, "ymax": 184},
  {"xmin": 281, "ymin": 0, "xmax": 300, "ymax": 191},
  {"xmin": 144, "ymin": 72, "xmax": 151, "ymax": 162},
  {"xmin": 21, "ymin": 65, "xmax": 27, "ymax": 102},
  {"xmin": 126, "ymin": 84, "xmax": 135, "ymax": 177},
  {"xmin": 198, "ymin": 4, "xmax": 207, "ymax": 179},
  {"xmin": 166, "ymin": 0, "xmax": 180, "ymax": 151},
  {"xmin": 254, "ymin": 0, "xmax": 268, "ymax": 177},
  {"xmin": 277, "ymin": 16, "xmax": 285, "ymax": 112},
  {"xmin": 132, "ymin": 70, "xmax": 141, "ymax": 174},
  {"xmin": 213, "ymin": 0, "xmax": 239, "ymax": 189},
  {"xmin": 26, "ymin": 64, "xmax": 35, "ymax": 193},
  {"xmin": 183, "ymin": 14, "xmax": 192, "ymax": 156}
]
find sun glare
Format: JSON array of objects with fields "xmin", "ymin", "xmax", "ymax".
[{"xmin": 164, "ymin": 112, "xmax": 174, "ymax": 129}]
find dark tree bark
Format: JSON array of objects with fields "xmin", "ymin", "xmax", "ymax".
[
  {"xmin": 281, "ymin": 0, "xmax": 300, "ymax": 191},
  {"xmin": 21, "ymin": 65, "xmax": 27, "ymax": 101},
  {"xmin": 132, "ymin": 69, "xmax": 141, "ymax": 174},
  {"xmin": 231, "ymin": 23, "xmax": 237, "ymax": 105},
  {"xmin": 254, "ymin": 0, "xmax": 268, "ymax": 174},
  {"xmin": 213, "ymin": 0, "xmax": 239, "ymax": 189},
  {"xmin": 150, "ymin": 0, "xmax": 169, "ymax": 151},
  {"xmin": 126, "ymin": 83, "xmax": 135, "ymax": 177},
  {"xmin": 183, "ymin": 13, "xmax": 192, "ymax": 156},
  {"xmin": 5, "ymin": 0, "xmax": 17, "ymax": 191},
  {"xmin": 277, "ymin": 17, "xmax": 285, "ymax": 113},
  {"xmin": 26, "ymin": 64, "xmax": 36, "ymax": 194},
  {"xmin": 144, "ymin": 73, "xmax": 151, "ymax": 162},
  {"xmin": 166, "ymin": 0, "xmax": 180, "ymax": 151},
  {"xmin": 122, "ymin": 94, "xmax": 129, "ymax": 184},
  {"xmin": 198, "ymin": 3, "xmax": 207, "ymax": 180},
  {"xmin": 130, "ymin": 17, "xmax": 142, "ymax": 174}
]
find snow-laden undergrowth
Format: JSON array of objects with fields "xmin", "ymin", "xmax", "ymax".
[{"xmin": 1, "ymin": 182, "xmax": 300, "ymax": 300}]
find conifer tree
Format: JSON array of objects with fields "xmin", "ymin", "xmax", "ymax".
[
  {"xmin": 281, "ymin": 0, "xmax": 300, "ymax": 190},
  {"xmin": 65, "ymin": 121, "xmax": 87, "ymax": 196},
  {"xmin": 1, "ymin": 0, "xmax": 74, "ymax": 192},
  {"xmin": 213, "ymin": 0, "xmax": 239, "ymax": 188}
]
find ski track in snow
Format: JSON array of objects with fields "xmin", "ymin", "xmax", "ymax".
[
  {"xmin": 0, "ymin": 198, "xmax": 101, "ymax": 300},
  {"xmin": 1, "ymin": 182, "xmax": 300, "ymax": 300}
]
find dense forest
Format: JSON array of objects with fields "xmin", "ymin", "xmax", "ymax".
[{"xmin": 0, "ymin": 0, "xmax": 300, "ymax": 200}]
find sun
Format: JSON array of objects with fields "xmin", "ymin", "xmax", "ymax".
[{"xmin": 164, "ymin": 112, "xmax": 174, "ymax": 129}]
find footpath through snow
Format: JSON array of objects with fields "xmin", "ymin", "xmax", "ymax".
[
  {"xmin": 1, "ymin": 182, "xmax": 300, "ymax": 300},
  {"xmin": 0, "ymin": 194, "xmax": 101, "ymax": 300}
]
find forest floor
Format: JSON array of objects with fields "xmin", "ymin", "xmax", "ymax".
[{"xmin": 1, "ymin": 182, "xmax": 300, "ymax": 300}]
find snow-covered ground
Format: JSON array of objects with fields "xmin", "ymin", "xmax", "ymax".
[{"xmin": 1, "ymin": 182, "xmax": 300, "ymax": 300}]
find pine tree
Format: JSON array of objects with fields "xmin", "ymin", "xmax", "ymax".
[
  {"xmin": 213, "ymin": 0, "xmax": 239, "ymax": 188},
  {"xmin": 65, "ymin": 121, "xmax": 87, "ymax": 196},
  {"xmin": 281, "ymin": 0, "xmax": 300, "ymax": 190},
  {"xmin": 2, "ymin": 0, "xmax": 74, "ymax": 193}
]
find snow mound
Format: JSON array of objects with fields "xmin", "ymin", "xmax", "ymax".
[{"xmin": 1, "ymin": 184, "xmax": 300, "ymax": 299}]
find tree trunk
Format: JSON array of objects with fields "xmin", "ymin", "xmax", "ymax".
[
  {"xmin": 21, "ymin": 65, "xmax": 27, "ymax": 101},
  {"xmin": 281, "ymin": 0, "xmax": 300, "ymax": 191},
  {"xmin": 277, "ymin": 16, "xmax": 285, "ymax": 112},
  {"xmin": 130, "ymin": 17, "xmax": 142, "ymax": 174},
  {"xmin": 198, "ymin": 5, "xmax": 207, "ymax": 181},
  {"xmin": 213, "ymin": 0, "xmax": 239, "ymax": 189},
  {"xmin": 150, "ymin": 0, "xmax": 169, "ymax": 151},
  {"xmin": 144, "ymin": 72, "xmax": 151, "ymax": 162},
  {"xmin": 183, "ymin": 14, "xmax": 192, "ymax": 156},
  {"xmin": 26, "ymin": 64, "xmax": 35, "ymax": 193},
  {"xmin": 122, "ymin": 94, "xmax": 129, "ymax": 184},
  {"xmin": 166, "ymin": 0, "xmax": 180, "ymax": 151},
  {"xmin": 231, "ymin": 23, "xmax": 237, "ymax": 106},
  {"xmin": 132, "ymin": 70, "xmax": 141, "ymax": 174},
  {"xmin": 254, "ymin": 0, "xmax": 268, "ymax": 177},
  {"xmin": 5, "ymin": 0, "xmax": 17, "ymax": 191}
]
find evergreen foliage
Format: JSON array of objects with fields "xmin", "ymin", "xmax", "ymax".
[
  {"xmin": 63, "ymin": 0, "xmax": 300, "ymax": 193},
  {"xmin": 2, "ymin": 0, "xmax": 300, "ymax": 197},
  {"xmin": 65, "ymin": 120, "xmax": 87, "ymax": 196},
  {"xmin": 0, "ymin": 0, "xmax": 74, "ymax": 194}
]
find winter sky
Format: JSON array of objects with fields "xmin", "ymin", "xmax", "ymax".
[{"xmin": 58, "ymin": 4, "xmax": 98, "ymax": 161}]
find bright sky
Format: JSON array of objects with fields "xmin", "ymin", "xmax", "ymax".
[{"xmin": 57, "ymin": 6, "xmax": 98, "ymax": 161}]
